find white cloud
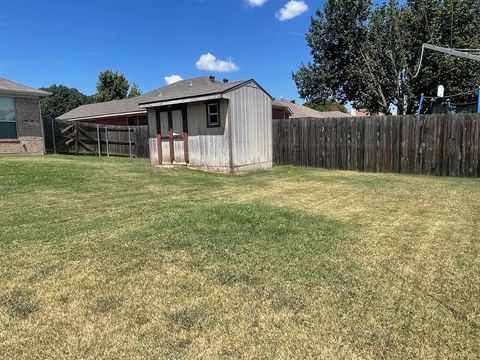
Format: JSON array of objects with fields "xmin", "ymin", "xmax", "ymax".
[
  {"xmin": 164, "ymin": 75, "xmax": 183, "ymax": 85},
  {"xmin": 195, "ymin": 53, "xmax": 239, "ymax": 72},
  {"xmin": 276, "ymin": 0, "xmax": 308, "ymax": 21},
  {"xmin": 245, "ymin": 0, "xmax": 267, "ymax": 7}
]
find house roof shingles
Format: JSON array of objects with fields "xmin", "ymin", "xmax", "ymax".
[
  {"xmin": 272, "ymin": 100, "xmax": 290, "ymax": 109},
  {"xmin": 276, "ymin": 99, "xmax": 350, "ymax": 119},
  {"xmin": 0, "ymin": 78, "xmax": 50, "ymax": 97},
  {"xmin": 138, "ymin": 78, "xmax": 250, "ymax": 105},
  {"xmin": 57, "ymin": 77, "xmax": 250, "ymax": 121},
  {"xmin": 57, "ymin": 96, "xmax": 145, "ymax": 121}
]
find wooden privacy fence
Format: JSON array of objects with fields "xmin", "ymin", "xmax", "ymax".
[
  {"xmin": 43, "ymin": 120, "xmax": 149, "ymax": 158},
  {"xmin": 273, "ymin": 114, "xmax": 480, "ymax": 177}
]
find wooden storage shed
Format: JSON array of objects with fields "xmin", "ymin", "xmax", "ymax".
[{"xmin": 139, "ymin": 76, "xmax": 272, "ymax": 173}]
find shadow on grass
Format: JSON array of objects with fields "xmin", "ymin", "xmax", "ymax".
[
  {"xmin": 164, "ymin": 307, "xmax": 204, "ymax": 331},
  {"xmin": 129, "ymin": 202, "xmax": 357, "ymax": 315},
  {"xmin": 92, "ymin": 295, "xmax": 124, "ymax": 314},
  {"xmin": 0, "ymin": 289, "xmax": 39, "ymax": 319}
]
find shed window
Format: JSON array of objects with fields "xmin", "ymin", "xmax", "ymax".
[
  {"xmin": 206, "ymin": 102, "xmax": 220, "ymax": 128},
  {"xmin": 0, "ymin": 97, "xmax": 17, "ymax": 139}
]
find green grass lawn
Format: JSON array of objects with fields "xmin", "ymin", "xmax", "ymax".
[{"xmin": 0, "ymin": 155, "xmax": 479, "ymax": 359}]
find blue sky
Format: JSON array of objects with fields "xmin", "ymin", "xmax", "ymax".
[{"xmin": 0, "ymin": 0, "xmax": 319, "ymax": 102}]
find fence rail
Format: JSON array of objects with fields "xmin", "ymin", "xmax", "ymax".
[
  {"xmin": 43, "ymin": 120, "xmax": 149, "ymax": 158},
  {"xmin": 273, "ymin": 114, "xmax": 480, "ymax": 177}
]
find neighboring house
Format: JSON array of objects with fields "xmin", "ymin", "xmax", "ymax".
[
  {"xmin": 273, "ymin": 99, "xmax": 350, "ymax": 119},
  {"xmin": 272, "ymin": 100, "xmax": 293, "ymax": 120},
  {"xmin": 351, "ymin": 108, "xmax": 385, "ymax": 117},
  {"xmin": 139, "ymin": 76, "xmax": 272, "ymax": 173},
  {"xmin": 59, "ymin": 76, "xmax": 272, "ymax": 172},
  {"xmin": 0, "ymin": 78, "xmax": 50, "ymax": 155}
]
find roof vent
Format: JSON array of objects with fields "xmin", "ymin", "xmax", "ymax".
[
  {"xmin": 223, "ymin": 78, "xmax": 229, "ymax": 83},
  {"xmin": 209, "ymin": 75, "xmax": 216, "ymax": 82}
]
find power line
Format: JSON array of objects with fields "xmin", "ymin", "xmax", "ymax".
[
  {"xmin": 422, "ymin": 88, "xmax": 478, "ymax": 99},
  {"xmin": 423, "ymin": 43, "xmax": 480, "ymax": 62},
  {"xmin": 413, "ymin": 43, "xmax": 480, "ymax": 78}
]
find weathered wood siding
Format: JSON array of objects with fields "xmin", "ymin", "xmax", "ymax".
[
  {"xmin": 226, "ymin": 82, "xmax": 272, "ymax": 171},
  {"xmin": 156, "ymin": 110, "xmax": 186, "ymax": 164},
  {"xmin": 147, "ymin": 81, "xmax": 272, "ymax": 172},
  {"xmin": 147, "ymin": 108, "xmax": 159, "ymax": 165},
  {"xmin": 148, "ymin": 101, "xmax": 230, "ymax": 170},
  {"xmin": 187, "ymin": 101, "xmax": 230, "ymax": 169}
]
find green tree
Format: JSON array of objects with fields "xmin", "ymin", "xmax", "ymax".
[
  {"xmin": 128, "ymin": 83, "xmax": 142, "ymax": 98},
  {"xmin": 404, "ymin": 0, "xmax": 480, "ymax": 113},
  {"xmin": 294, "ymin": 0, "xmax": 480, "ymax": 115},
  {"xmin": 40, "ymin": 85, "xmax": 91, "ymax": 120},
  {"xmin": 293, "ymin": 0, "xmax": 371, "ymax": 108},
  {"xmin": 94, "ymin": 70, "xmax": 130, "ymax": 102}
]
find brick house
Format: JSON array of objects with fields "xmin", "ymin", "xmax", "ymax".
[{"xmin": 0, "ymin": 78, "xmax": 50, "ymax": 154}]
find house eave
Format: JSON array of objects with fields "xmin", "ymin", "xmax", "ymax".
[
  {"xmin": 139, "ymin": 94, "xmax": 224, "ymax": 108},
  {"xmin": 57, "ymin": 110, "xmax": 147, "ymax": 122},
  {"xmin": 0, "ymin": 89, "xmax": 51, "ymax": 98}
]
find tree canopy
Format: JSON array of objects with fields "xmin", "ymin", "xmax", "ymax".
[
  {"xmin": 40, "ymin": 85, "xmax": 91, "ymax": 120},
  {"xmin": 128, "ymin": 83, "xmax": 142, "ymax": 98},
  {"xmin": 42, "ymin": 71, "xmax": 143, "ymax": 120},
  {"xmin": 304, "ymin": 100, "xmax": 347, "ymax": 113},
  {"xmin": 293, "ymin": 0, "xmax": 480, "ymax": 115},
  {"xmin": 93, "ymin": 70, "xmax": 143, "ymax": 102},
  {"xmin": 94, "ymin": 70, "xmax": 130, "ymax": 102}
]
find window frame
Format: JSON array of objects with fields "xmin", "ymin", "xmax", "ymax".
[
  {"xmin": 0, "ymin": 96, "xmax": 17, "ymax": 140},
  {"xmin": 206, "ymin": 101, "xmax": 221, "ymax": 128}
]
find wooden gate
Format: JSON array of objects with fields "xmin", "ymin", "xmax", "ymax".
[
  {"xmin": 155, "ymin": 106, "xmax": 189, "ymax": 164},
  {"xmin": 43, "ymin": 120, "xmax": 149, "ymax": 158}
]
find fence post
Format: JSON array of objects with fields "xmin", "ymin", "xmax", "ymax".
[
  {"xmin": 74, "ymin": 122, "xmax": 79, "ymax": 155},
  {"xmin": 128, "ymin": 126, "xmax": 132, "ymax": 158},
  {"xmin": 97, "ymin": 124, "xmax": 101, "ymax": 156},
  {"xmin": 105, "ymin": 127, "xmax": 110, "ymax": 157},
  {"xmin": 417, "ymin": 94, "xmax": 424, "ymax": 115},
  {"xmin": 51, "ymin": 118, "xmax": 56, "ymax": 154}
]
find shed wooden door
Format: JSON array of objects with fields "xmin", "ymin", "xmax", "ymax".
[{"xmin": 156, "ymin": 106, "xmax": 189, "ymax": 164}]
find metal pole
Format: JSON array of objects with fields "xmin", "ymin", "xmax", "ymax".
[
  {"xmin": 39, "ymin": 103, "xmax": 46, "ymax": 154},
  {"xmin": 96, "ymin": 124, "xmax": 101, "ymax": 156},
  {"xmin": 477, "ymin": 88, "xmax": 480, "ymax": 113},
  {"xmin": 51, "ymin": 118, "xmax": 56, "ymax": 154},
  {"xmin": 105, "ymin": 127, "xmax": 109, "ymax": 157},
  {"xmin": 128, "ymin": 126, "xmax": 132, "ymax": 158},
  {"xmin": 417, "ymin": 94, "xmax": 424, "ymax": 115}
]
